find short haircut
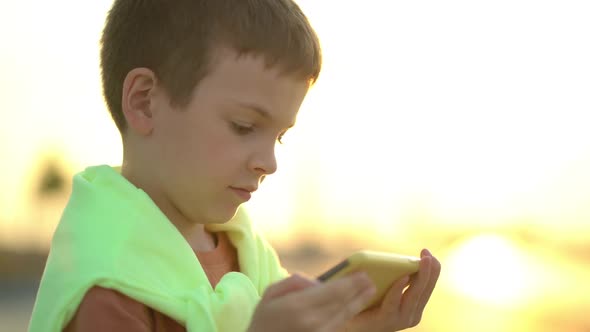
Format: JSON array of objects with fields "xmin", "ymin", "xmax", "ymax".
[{"xmin": 100, "ymin": 0, "xmax": 322, "ymax": 133}]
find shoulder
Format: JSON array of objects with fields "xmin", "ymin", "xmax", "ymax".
[{"xmin": 63, "ymin": 286, "xmax": 153, "ymax": 332}]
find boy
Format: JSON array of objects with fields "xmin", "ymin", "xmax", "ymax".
[{"xmin": 29, "ymin": 0, "xmax": 441, "ymax": 331}]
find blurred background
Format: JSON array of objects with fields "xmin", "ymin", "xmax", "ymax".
[{"xmin": 1, "ymin": 0, "xmax": 589, "ymax": 331}]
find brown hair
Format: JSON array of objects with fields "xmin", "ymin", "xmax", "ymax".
[{"xmin": 100, "ymin": 0, "xmax": 322, "ymax": 133}]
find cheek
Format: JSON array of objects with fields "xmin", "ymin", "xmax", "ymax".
[{"xmin": 198, "ymin": 126, "xmax": 244, "ymax": 172}]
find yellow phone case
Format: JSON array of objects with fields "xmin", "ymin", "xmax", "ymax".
[{"xmin": 317, "ymin": 250, "xmax": 421, "ymax": 310}]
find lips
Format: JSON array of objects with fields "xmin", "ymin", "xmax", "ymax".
[{"xmin": 230, "ymin": 187, "xmax": 254, "ymax": 201}]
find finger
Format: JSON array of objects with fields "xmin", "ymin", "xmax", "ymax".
[
  {"xmin": 303, "ymin": 271, "xmax": 375, "ymax": 307},
  {"xmin": 299, "ymin": 271, "xmax": 376, "ymax": 322},
  {"xmin": 284, "ymin": 272, "xmax": 374, "ymax": 331},
  {"xmin": 263, "ymin": 273, "xmax": 319, "ymax": 300},
  {"xmin": 400, "ymin": 254, "xmax": 432, "ymax": 319},
  {"xmin": 322, "ymin": 280, "xmax": 377, "ymax": 331},
  {"xmin": 414, "ymin": 251, "xmax": 442, "ymax": 316},
  {"xmin": 379, "ymin": 274, "xmax": 411, "ymax": 314}
]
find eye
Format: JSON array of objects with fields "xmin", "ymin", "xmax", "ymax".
[{"xmin": 231, "ymin": 122, "xmax": 254, "ymax": 135}]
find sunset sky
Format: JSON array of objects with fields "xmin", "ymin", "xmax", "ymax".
[{"xmin": 1, "ymin": 1, "xmax": 589, "ymax": 243}]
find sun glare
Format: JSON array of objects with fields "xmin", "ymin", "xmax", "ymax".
[{"xmin": 445, "ymin": 234, "xmax": 541, "ymax": 307}]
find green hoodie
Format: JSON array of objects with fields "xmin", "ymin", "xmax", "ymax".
[{"xmin": 29, "ymin": 165, "xmax": 288, "ymax": 332}]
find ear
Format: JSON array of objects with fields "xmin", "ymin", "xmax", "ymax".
[{"xmin": 121, "ymin": 68, "xmax": 158, "ymax": 136}]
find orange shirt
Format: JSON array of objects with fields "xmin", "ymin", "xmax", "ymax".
[{"xmin": 64, "ymin": 232, "xmax": 239, "ymax": 332}]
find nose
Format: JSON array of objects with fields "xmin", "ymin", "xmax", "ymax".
[{"xmin": 249, "ymin": 143, "xmax": 278, "ymax": 176}]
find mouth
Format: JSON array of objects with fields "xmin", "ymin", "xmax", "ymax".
[{"xmin": 229, "ymin": 187, "xmax": 253, "ymax": 201}]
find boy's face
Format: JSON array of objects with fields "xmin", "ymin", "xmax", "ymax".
[{"xmin": 147, "ymin": 48, "xmax": 309, "ymax": 225}]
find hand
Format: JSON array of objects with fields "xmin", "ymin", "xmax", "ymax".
[
  {"xmin": 344, "ymin": 249, "xmax": 441, "ymax": 332},
  {"xmin": 247, "ymin": 272, "xmax": 377, "ymax": 332}
]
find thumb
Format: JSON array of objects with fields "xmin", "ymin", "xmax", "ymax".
[{"xmin": 263, "ymin": 273, "xmax": 319, "ymax": 300}]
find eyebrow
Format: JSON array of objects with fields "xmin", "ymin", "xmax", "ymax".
[{"xmin": 236, "ymin": 102, "xmax": 295, "ymax": 129}]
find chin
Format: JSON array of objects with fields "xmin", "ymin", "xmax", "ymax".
[{"xmin": 205, "ymin": 205, "xmax": 240, "ymax": 224}]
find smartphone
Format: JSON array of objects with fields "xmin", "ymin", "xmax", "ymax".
[{"xmin": 317, "ymin": 250, "xmax": 421, "ymax": 310}]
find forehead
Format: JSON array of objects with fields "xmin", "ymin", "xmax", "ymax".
[{"xmin": 194, "ymin": 48, "xmax": 309, "ymax": 120}]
